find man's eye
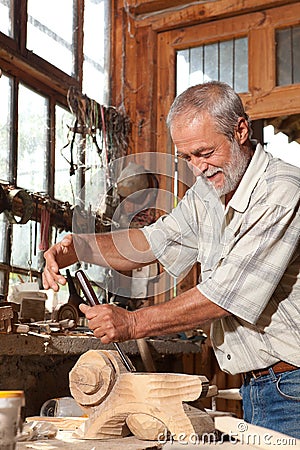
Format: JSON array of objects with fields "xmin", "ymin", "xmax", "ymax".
[
  {"xmin": 178, "ymin": 154, "xmax": 190, "ymax": 161},
  {"xmin": 200, "ymin": 150, "xmax": 214, "ymax": 158}
]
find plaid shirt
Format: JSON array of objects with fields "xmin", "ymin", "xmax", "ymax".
[{"xmin": 142, "ymin": 145, "xmax": 300, "ymax": 374}]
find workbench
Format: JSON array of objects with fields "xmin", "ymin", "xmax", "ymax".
[
  {"xmin": 0, "ymin": 332, "xmax": 201, "ymax": 357},
  {"xmin": 15, "ymin": 432, "xmax": 264, "ymax": 449},
  {"xmin": 0, "ymin": 333, "xmax": 201, "ymax": 416}
]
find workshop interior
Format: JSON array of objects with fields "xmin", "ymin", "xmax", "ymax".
[{"xmin": 0, "ymin": 1, "xmax": 299, "ymax": 448}]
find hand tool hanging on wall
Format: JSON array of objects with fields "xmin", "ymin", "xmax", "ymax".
[
  {"xmin": 0, "ymin": 184, "xmax": 9, "ymax": 214},
  {"xmin": 75, "ymin": 269, "xmax": 135, "ymax": 372},
  {"xmin": 4, "ymin": 188, "xmax": 34, "ymax": 224},
  {"xmin": 39, "ymin": 207, "xmax": 51, "ymax": 251}
]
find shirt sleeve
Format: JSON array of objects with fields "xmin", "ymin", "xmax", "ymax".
[
  {"xmin": 198, "ymin": 197, "xmax": 300, "ymax": 325},
  {"xmin": 141, "ymin": 189, "xmax": 200, "ymax": 278}
]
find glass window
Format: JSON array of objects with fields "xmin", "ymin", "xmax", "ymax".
[
  {"xmin": 276, "ymin": 26, "xmax": 300, "ymax": 86},
  {"xmin": 176, "ymin": 37, "xmax": 248, "ymax": 94},
  {"xmin": 0, "ymin": 0, "xmax": 110, "ymax": 288},
  {"xmin": 27, "ymin": 0, "xmax": 76, "ymax": 75},
  {"xmin": 83, "ymin": 0, "xmax": 110, "ymax": 104},
  {"xmin": 11, "ymin": 221, "xmax": 41, "ymax": 270},
  {"xmin": 0, "ymin": 215, "xmax": 8, "ymax": 263},
  {"xmin": 234, "ymin": 38, "xmax": 248, "ymax": 93},
  {"xmin": 84, "ymin": 138, "xmax": 107, "ymax": 212},
  {"xmin": 55, "ymin": 105, "xmax": 75, "ymax": 203},
  {"xmin": 0, "ymin": 0, "xmax": 12, "ymax": 37},
  {"xmin": 204, "ymin": 43, "xmax": 218, "ymax": 81},
  {"xmin": 0, "ymin": 73, "xmax": 12, "ymax": 181},
  {"xmin": 17, "ymin": 84, "xmax": 48, "ymax": 192}
]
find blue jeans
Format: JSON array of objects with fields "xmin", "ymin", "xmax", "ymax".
[{"xmin": 240, "ymin": 368, "xmax": 300, "ymax": 439}]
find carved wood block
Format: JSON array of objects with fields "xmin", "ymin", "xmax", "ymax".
[{"xmin": 69, "ymin": 349, "xmax": 214, "ymax": 441}]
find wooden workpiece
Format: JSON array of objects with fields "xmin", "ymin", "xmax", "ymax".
[
  {"xmin": 69, "ymin": 349, "xmax": 215, "ymax": 441},
  {"xmin": 0, "ymin": 305, "xmax": 13, "ymax": 333}
]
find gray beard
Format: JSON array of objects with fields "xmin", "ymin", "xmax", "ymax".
[{"xmin": 205, "ymin": 140, "xmax": 250, "ymax": 197}]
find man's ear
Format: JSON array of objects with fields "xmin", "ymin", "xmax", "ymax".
[{"xmin": 235, "ymin": 117, "xmax": 249, "ymax": 144}]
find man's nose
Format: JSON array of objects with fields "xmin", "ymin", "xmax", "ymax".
[{"xmin": 189, "ymin": 155, "xmax": 209, "ymax": 173}]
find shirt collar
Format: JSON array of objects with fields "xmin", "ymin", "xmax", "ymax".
[{"xmin": 227, "ymin": 143, "xmax": 270, "ymax": 213}]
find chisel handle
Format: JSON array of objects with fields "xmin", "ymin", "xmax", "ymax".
[{"xmin": 75, "ymin": 269, "xmax": 135, "ymax": 372}]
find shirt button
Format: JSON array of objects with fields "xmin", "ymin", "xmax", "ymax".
[{"xmin": 227, "ymin": 354, "xmax": 231, "ymax": 360}]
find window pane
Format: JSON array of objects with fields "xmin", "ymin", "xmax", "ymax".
[
  {"xmin": 83, "ymin": 0, "xmax": 110, "ymax": 104},
  {"xmin": 293, "ymin": 27, "xmax": 300, "ymax": 84},
  {"xmin": 0, "ymin": 215, "xmax": 8, "ymax": 263},
  {"xmin": 176, "ymin": 37, "xmax": 248, "ymax": 94},
  {"xmin": 276, "ymin": 26, "xmax": 300, "ymax": 86},
  {"xmin": 234, "ymin": 37, "xmax": 248, "ymax": 92},
  {"xmin": 220, "ymin": 40, "xmax": 233, "ymax": 87},
  {"xmin": 176, "ymin": 49, "xmax": 190, "ymax": 95},
  {"xmin": 55, "ymin": 105, "xmax": 75, "ymax": 203},
  {"xmin": 190, "ymin": 46, "xmax": 204, "ymax": 86},
  {"xmin": 11, "ymin": 221, "xmax": 41, "ymax": 270},
  {"xmin": 27, "ymin": 0, "xmax": 76, "ymax": 76},
  {"xmin": 84, "ymin": 139, "xmax": 106, "ymax": 212},
  {"xmin": 0, "ymin": 73, "xmax": 12, "ymax": 181},
  {"xmin": 276, "ymin": 28, "xmax": 292, "ymax": 86},
  {"xmin": 18, "ymin": 84, "xmax": 48, "ymax": 192},
  {"xmin": 0, "ymin": 270, "xmax": 5, "ymax": 295},
  {"xmin": 204, "ymin": 43, "xmax": 218, "ymax": 81},
  {"xmin": 0, "ymin": 0, "xmax": 12, "ymax": 36}
]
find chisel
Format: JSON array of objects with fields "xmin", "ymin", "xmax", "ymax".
[{"xmin": 75, "ymin": 269, "xmax": 135, "ymax": 372}]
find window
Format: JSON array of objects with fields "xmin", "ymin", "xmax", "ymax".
[
  {"xmin": 276, "ymin": 25, "xmax": 300, "ymax": 86},
  {"xmin": 27, "ymin": 0, "xmax": 76, "ymax": 76},
  {"xmin": 0, "ymin": 0, "xmax": 12, "ymax": 36},
  {"xmin": 0, "ymin": 0, "xmax": 110, "ymax": 295},
  {"xmin": 177, "ymin": 37, "xmax": 248, "ymax": 95}
]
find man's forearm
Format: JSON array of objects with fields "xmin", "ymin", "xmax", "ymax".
[
  {"xmin": 131, "ymin": 286, "xmax": 230, "ymax": 339},
  {"xmin": 74, "ymin": 228, "xmax": 156, "ymax": 270}
]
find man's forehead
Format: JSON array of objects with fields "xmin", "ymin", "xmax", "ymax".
[{"xmin": 171, "ymin": 110, "xmax": 213, "ymax": 128}]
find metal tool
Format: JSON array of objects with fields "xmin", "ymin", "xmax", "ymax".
[{"xmin": 75, "ymin": 269, "xmax": 135, "ymax": 372}]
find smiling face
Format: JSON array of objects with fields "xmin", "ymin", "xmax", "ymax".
[{"xmin": 170, "ymin": 111, "xmax": 252, "ymax": 198}]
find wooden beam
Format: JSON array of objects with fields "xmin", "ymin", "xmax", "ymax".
[
  {"xmin": 241, "ymin": 86, "xmax": 300, "ymax": 119},
  {"xmin": 126, "ymin": 0, "xmax": 193, "ymax": 15},
  {"xmin": 128, "ymin": 0, "xmax": 300, "ymax": 30},
  {"xmin": 0, "ymin": 45, "xmax": 78, "ymax": 106}
]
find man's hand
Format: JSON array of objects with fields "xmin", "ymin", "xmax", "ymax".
[
  {"xmin": 79, "ymin": 303, "xmax": 137, "ymax": 344},
  {"xmin": 43, "ymin": 234, "xmax": 78, "ymax": 291}
]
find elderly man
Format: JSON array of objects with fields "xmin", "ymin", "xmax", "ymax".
[{"xmin": 43, "ymin": 81, "xmax": 300, "ymax": 438}]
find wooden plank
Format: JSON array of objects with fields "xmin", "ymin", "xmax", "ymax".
[
  {"xmin": 131, "ymin": 0, "xmax": 300, "ymax": 30},
  {"xmin": 132, "ymin": 25, "xmax": 157, "ymax": 156},
  {"xmin": 162, "ymin": 11, "xmax": 266, "ymax": 50},
  {"xmin": 241, "ymin": 86, "xmax": 300, "ymax": 119},
  {"xmin": 0, "ymin": 49, "xmax": 73, "ymax": 106},
  {"xmin": 25, "ymin": 416, "xmax": 87, "ymax": 431},
  {"xmin": 153, "ymin": 29, "xmax": 176, "ymax": 306},
  {"xmin": 215, "ymin": 416, "xmax": 300, "ymax": 449},
  {"xmin": 126, "ymin": 0, "xmax": 193, "ymax": 15},
  {"xmin": 248, "ymin": 27, "xmax": 275, "ymax": 95},
  {"xmin": 17, "ymin": 433, "xmax": 160, "ymax": 449}
]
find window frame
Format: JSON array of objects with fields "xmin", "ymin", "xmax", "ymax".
[
  {"xmin": 0, "ymin": 0, "xmax": 83, "ymax": 101},
  {"xmin": 0, "ymin": 0, "xmax": 109, "ymax": 294}
]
